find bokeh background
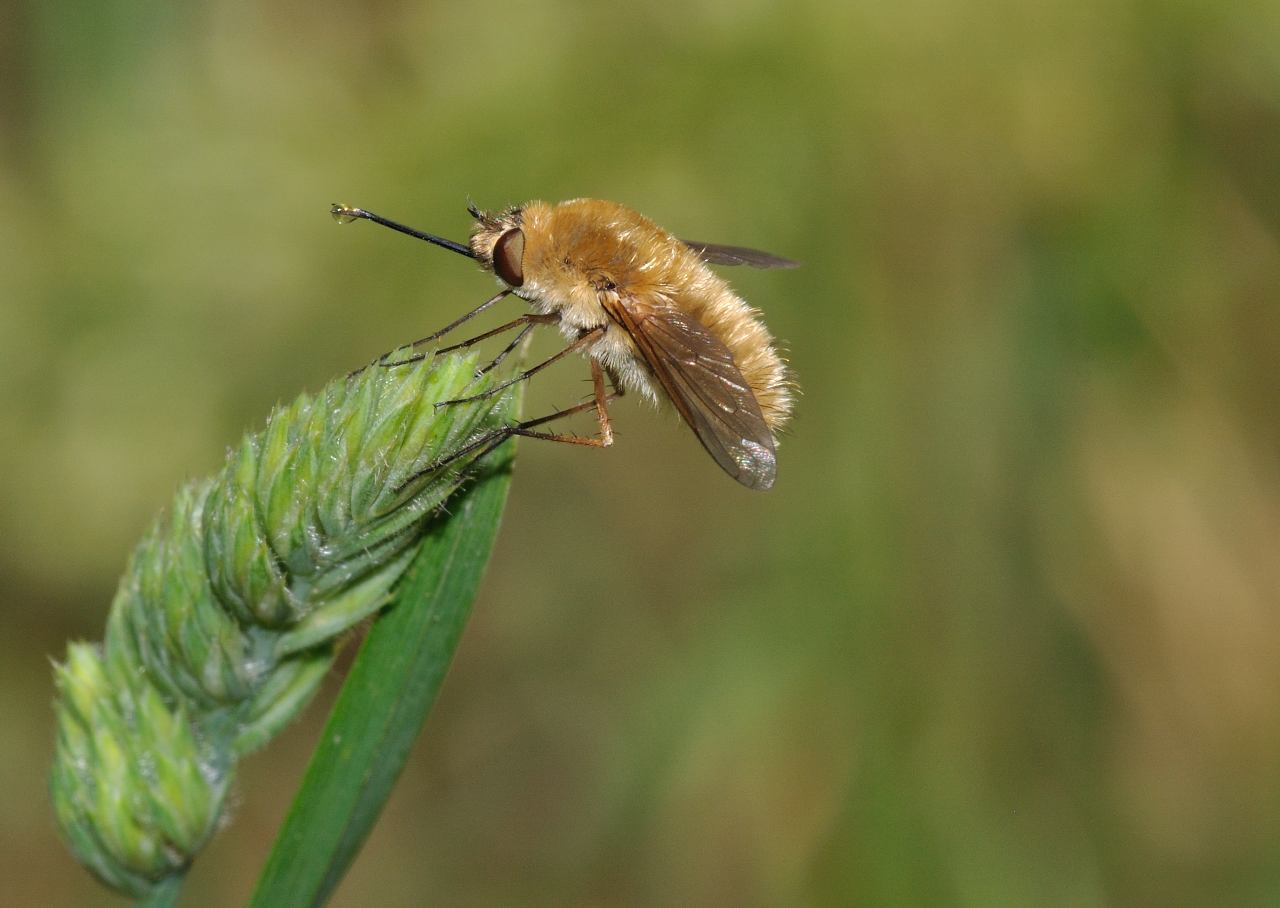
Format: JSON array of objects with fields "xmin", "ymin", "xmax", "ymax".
[{"xmin": 4, "ymin": 0, "xmax": 1280, "ymax": 904}]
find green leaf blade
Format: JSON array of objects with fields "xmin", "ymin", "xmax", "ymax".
[{"xmin": 248, "ymin": 443, "xmax": 517, "ymax": 908}]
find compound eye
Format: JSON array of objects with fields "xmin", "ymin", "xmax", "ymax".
[{"xmin": 492, "ymin": 228, "xmax": 525, "ymax": 287}]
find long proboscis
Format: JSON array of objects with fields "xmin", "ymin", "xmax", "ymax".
[{"xmin": 330, "ymin": 204, "xmax": 476, "ymax": 260}]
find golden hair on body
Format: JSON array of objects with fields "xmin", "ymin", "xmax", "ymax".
[{"xmin": 333, "ymin": 198, "xmax": 796, "ymax": 490}]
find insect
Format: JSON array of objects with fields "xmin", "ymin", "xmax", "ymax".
[{"xmin": 332, "ymin": 199, "xmax": 796, "ymax": 490}]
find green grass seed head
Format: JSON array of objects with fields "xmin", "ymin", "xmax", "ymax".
[{"xmin": 50, "ymin": 351, "xmax": 517, "ymax": 897}]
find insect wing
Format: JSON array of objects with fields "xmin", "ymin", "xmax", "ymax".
[
  {"xmin": 604, "ymin": 297, "xmax": 777, "ymax": 490},
  {"xmin": 682, "ymin": 240, "xmax": 799, "ymax": 270}
]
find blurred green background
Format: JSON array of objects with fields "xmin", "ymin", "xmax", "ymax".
[{"xmin": 4, "ymin": 0, "xmax": 1280, "ymax": 904}]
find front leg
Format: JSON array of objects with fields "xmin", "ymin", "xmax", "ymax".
[
  {"xmin": 435, "ymin": 326, "xmax": 606, "ymax": 408},
  {"xmin": 349, "ymin": 288, "xmax": 513, "ymax": 376}
]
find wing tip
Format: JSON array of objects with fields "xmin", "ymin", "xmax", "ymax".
[{"xmin": 732, "ymin": 439, "xmax": 777, "ymax": 491}]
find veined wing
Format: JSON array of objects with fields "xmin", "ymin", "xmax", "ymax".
[
  {"xmin": 682, "ymin": 240, "xmax": 799, "ymax": 270},
  {"xmin": 602, "ymin": 295, "xmax": 777, "ymax": 490}
]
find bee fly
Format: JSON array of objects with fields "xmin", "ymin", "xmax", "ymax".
[{"xmin": 333, "ymin": 198, "xmax": 796, "ymax": 490}]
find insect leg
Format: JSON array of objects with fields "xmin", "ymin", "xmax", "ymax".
[
  {"xmin": 520, "ymin": 392, "xmax": 621, "ymax": 429},
  {"xmin": 498, "ymin": 364, "xmax": 617, "ymax": 448},
  {"xmin": 394, "ymin": 385, "xmax": 621, "ymax": 494},
  {"xmin": 380, "ymin": 313, "xmax": 556, "ymax": 368},
  {"xmin": 436, "ymin": 313, "xmax": 557, "ymax": 355},
  {"xmin": 349, "ymin": 289, "xmax": 513, "ymax": 376},
  {"xmin": 454, "ymin": 312, "xmax": 552, "ymax": 386},
  {"xmin": 589, "ymin": 358, "xmax": 614, "ymax": 447},
  {"xmin": 501, "ymin": 363, "xmax": 617, "ymax": 449},
  {"xmin": 474, "ymin": 312, "xmax": 560, "ymax": 377},
  {"xmin": 477, "ymin": 322, "xmax": 535, "ymax": 376},
  {"xmin": 436, "ymin": 326, "xmax": 605, "ymax": 408},
  {"xmin": 405, "ymin": 288, "xmax": 512, "ymax": 348}
]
